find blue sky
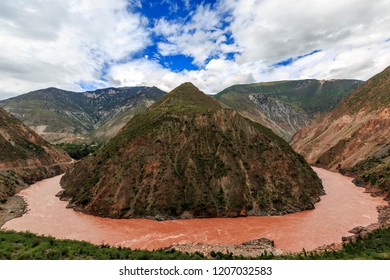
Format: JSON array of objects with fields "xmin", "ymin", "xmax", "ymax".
[
  {"xmin": 0, "ymin": 0, "xmax": 390, "ymax": 99},
  {"xmin": 126, "ymin": 0, "xmax": 238, "ymax": 73}
]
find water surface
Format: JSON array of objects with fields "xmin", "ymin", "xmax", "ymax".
[{"xmin": 2, "ymin": 167, "xmax": 386, "ymax": 252}]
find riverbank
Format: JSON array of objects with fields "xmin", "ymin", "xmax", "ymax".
[
  {"xmin": 0, "ymin": 161, "xmax": 73, "ymax": 227},
  {"xmin": 1, "ymin": 226, "xmax": 390, "ymax": 259},
  {"xmin": 168, "ymin": 181, "xmax": 390, "ymax": 257},
  {"xmin": 0, "ymin": 196, "xmax": 26, "ymax": 227},
  {"xmin": 2, "ymin": 167, "xmax": 388, "ymax": 257}
]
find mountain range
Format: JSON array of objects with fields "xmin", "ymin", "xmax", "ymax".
[
  {"xmin": 0, "ymin": 79, "xmax": 361, "ymax": 144},
  {"xmin": 0, "ymin": 86, "xmax": 166, "ymax": 143},
  {"xmin": 60, "ymin": 83, "xmax": 324, "ymax": 220},
  {"xmin": 215, "ymin": 79, "xmax": 362, "ymax": 140}
]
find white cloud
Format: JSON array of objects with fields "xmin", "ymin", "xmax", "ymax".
[
  {"xmin": 113, "ymin": 0, "xmax": 390, "ymax": 94},
  {"xmin": 228, "ymin": 0, "xmax": 390, "ymax": 78},
  {"xmin": 108, "ymin": 57, "xmax": 256, "ymax": 94},
  {"xmin": 153, "ymin": 3, "xmax": 235, "ymax": 66},
  {"xmin": 0, "ymin": 0, "xmax": 149, "ymax": 99},
  {"xmin": 1, "ymin": 0, "xmax": 390, "ymax": 99}
]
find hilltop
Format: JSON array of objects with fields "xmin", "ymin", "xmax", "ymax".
[{"xmin": 60, "ymin": 83, "xmax": 324, "ymax": 219}]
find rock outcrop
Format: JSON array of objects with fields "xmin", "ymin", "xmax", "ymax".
[{"xmin": 215, "ymin": 79, "xmax": 362, "ymax": 140}]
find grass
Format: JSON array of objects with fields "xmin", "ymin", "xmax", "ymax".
[
  {"xmin": 0, "ymin": 230, "xmax": 204, "ymax": 260},
  {"xmin": 55, "ymin": 143, "xmax": 102, "ymax": 160},
  {"xmin": 1, "ymin": 226, "xmax": 390, "ymax": 260}
]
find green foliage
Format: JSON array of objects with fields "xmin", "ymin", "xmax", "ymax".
[
  {"xmin": 0, "ymin": 230, "xmax": 201, "ymax": 260},
  {"xmin": 215, "ymin": 79, "xmax": 362, "ymax": 116},
  {"xmin": 55, "ymin": 143, "xmax": 101, "ymax": 160},
  {"xmin": 0, "ymin": 86, "xmax": 166, "ymax": 142},
  {"xmin": 1, "ymin": 226, "xmax": 390, "ymax": 260},
  {"xmin": 153, "ymin": 82, "xmax": 221, "ymax": 113},
  {"xmin": 342, "ymin": 66, "xmax": 390, "ymax": 114},
  {"xmin": 347, "ymin": 149, "xmax": 390, "ymax": 193}
]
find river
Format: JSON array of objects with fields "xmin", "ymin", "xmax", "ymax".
[{"xmin": 2, "ymin": 167, "xmax": 386, "ymax": 252}]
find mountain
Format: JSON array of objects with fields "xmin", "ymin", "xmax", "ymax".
[
  {"xmin": 0, "ymin": 107, "xmax": 71, "ymax": 214},
  {"xmin": 290, "ymin": 66, "xmax": 390, "ymax": 193},
  {"xmin": 60, "ymin": 82, "xmax": 324, "ymax": 220},
  {"xmin": 215, "ymin": 79, "xmax": 362, "ymax": 140},
  {"xmin": 0, "ymin": 86, "xmax": 166, "ymax": 143}
]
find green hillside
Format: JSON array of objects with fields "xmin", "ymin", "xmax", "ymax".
[{"xmin": 0, "ymin": 87, "xmax": 166, "ymax": 143}]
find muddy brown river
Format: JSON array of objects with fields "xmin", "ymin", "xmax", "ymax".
[{"xmin": 2, "ymin": 167, "xmax": 386, "ymax": 252}]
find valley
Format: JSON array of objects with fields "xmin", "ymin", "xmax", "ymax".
[
  {"xmin": 1, "ymin": 167, "xmax": 386, "ymax": 255},
  {"xmin": 0, "ymin": 107, "xmax": 72, "ymax": 226},
  {"xmin": 0, "ymin": 67, "xmax": 389, "ymax": 260},
  {"xmin": 291, "ymin": 66, "xmax": 390, "ymax": 198},
  {"xmin": 1, "ymin": 0, "xmax": 389, "ymax": 266}
]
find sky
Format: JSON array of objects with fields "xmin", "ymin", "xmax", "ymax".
[{"xmin": 0, "ymin": 0, "xmax": 389, "ymax": 100}]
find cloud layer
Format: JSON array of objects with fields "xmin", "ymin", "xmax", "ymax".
[{"xmin": 1, "ymin": 0, "xmax": 389, "ymax": 99}]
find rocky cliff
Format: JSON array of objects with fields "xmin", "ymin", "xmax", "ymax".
[
  {"xmin": 0, "ymin": 107, "xmax": 71, "ymax": 204},
  {"xmin": 215, "ymin": 79, "xmax": 362, "ymax": 140},
  {"xmin": 290, "ymin": 66, "xmax": 390, "ymax": 193},
  {"xmin": 60, "ymin": 83, "xmax": 324, "ymax": 220}
]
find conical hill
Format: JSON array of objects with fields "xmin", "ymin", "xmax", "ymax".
[{"xmin": 60, "ymin": 83, "xmax": 324, "ymax": 219}]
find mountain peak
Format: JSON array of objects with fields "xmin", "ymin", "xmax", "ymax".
[
  {"xmin": 154, "ymin": 82, "xmax": 221, "ymax": 112},
  {"xmin": 61, "ymin": 84, "xmax": 324, "ymax": 219}
]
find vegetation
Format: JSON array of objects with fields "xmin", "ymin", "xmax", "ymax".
[
  {"xmin": 1, "ymin": 227, "xmax": 389, "ymax": 260},
  {"xmin": 214, "ymin": 79, "xmax": 362, "ymax": 140},
  {"xmin": 346, "ymin": 150, "xmax": 390, "ymax": 194},
  {"xmin": 0, "ymin": 108, "xmax": 46, "ymax": 161},
  {"xmin": 55, "ymin": 143, "xmax": 101, "ymax": 160},
  {"xmin": 265, "ymin": 226, "xmax": 390, "ymax": 260},
  {"xmin": 60, "ymin": 83, "xmax": 323, "ymax": 220},
  {"xmin": 0, "ymin": 230, "xmax": 203, "ymax": 260},
  {"xmin": 341, "ymin": 66, "xmax": 390, "ymax": 115},
  {"xmin": 0, "ymin": 86, "xmax": 166, "ymax": 142},
  {"xmin": 215, "ymin": 79, "xmax": 362, "ymax": 115}
]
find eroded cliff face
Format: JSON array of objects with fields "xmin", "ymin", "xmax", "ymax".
[
  {"xmin": 0, "ymin": 107, "xmax": 71, "ymax": 202},
  {"xmin": 290, "ymin": 66, "xmax": 390, "ymax": 192},
  {"xmin": 215, "ymin": 79, "xmax": 362, "ymax": 141},
  {"xmin": 291, "ymin": 108, "xmax": 389, "ymax": 169},
  {"xmin": 246, "ymin": 93, "xmax": 310, "ymax": 140},
  {"xmin": 60, "ymin": 83, "xmax": 324, "ymax": 220}
]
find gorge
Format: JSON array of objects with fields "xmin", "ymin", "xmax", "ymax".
[{"xmin": 2, "ymin": 167, "xmax": 386, "ymax": 253}]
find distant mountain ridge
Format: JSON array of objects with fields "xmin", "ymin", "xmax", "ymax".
[
  {"xmin": 0, "ymin": 86, "xmax": 166, "ymax": 142},
  {"xmin": 0, "ymin": 79, "xmax": 361, "ymax": 144},
  {"xmin": 60, "ymin": 83, "xmax": 324, "ymax": 220},
  {"xmin": 215, "ymin": 79, "xmax": 362, "ymax": 140}
]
